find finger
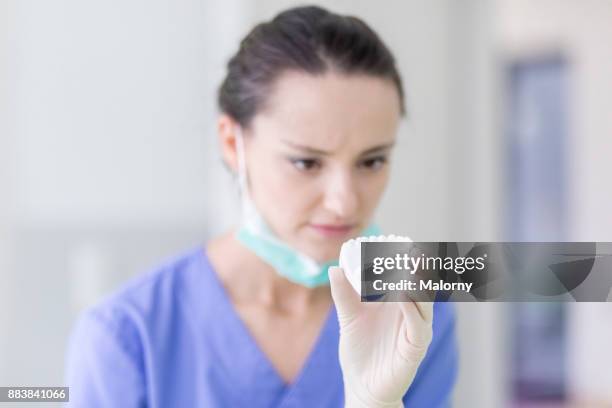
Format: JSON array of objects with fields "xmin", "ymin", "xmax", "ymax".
[
  {"xmin": 328, "ymin": 266, "xmax": 361, "ymax": 320},
  {"xmin": 398, "ymin": 301, "xmax": 433, "ymax": 349},
  {"xmin": 397, "ymin": 291, "xmax": 434, "ymax": 324},
  {"xmin": 411, "ymin": 301, "xmax": 434, "ymax": 324}
]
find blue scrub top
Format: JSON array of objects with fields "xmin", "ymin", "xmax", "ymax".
[{"xmin": 65, "ymin": 247, "xmax": 458, "ymax": 407}]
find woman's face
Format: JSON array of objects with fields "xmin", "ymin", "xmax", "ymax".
[{"xmin": 223, "ymin": 70, "xmax": 401, "ymax": 262}]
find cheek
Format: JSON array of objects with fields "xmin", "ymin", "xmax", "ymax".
[
  {"xmin": 249, "ymin": 159, "xmax": 318, "ymax": 230},
  {"xmin": 272, "ymin": 175, "xmax": 315, "ymax": 217},
  {"xmin": 360, "ymin": 169, "xmax": 391, "ymax": 212}
]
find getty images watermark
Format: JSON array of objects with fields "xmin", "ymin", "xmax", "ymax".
[{"xmin": 359, "ymin": 242, "xmax": 612, "ymax": 302}]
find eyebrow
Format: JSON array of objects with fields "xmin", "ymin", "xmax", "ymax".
[{"xmin": 281, "ymin": 140, "xmax": 396, "ymax": 156}]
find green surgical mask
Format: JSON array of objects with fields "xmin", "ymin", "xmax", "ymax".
[{"xmin": 233, "ymin": 127, "xmax": 381, "ymax": 288}]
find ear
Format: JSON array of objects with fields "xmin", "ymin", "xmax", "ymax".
[{"xmin": 217, "ymin": 114, "xmax": 240, "ymax": 173}]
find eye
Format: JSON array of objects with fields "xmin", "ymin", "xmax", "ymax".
[
  {"xmin": 359, "ymin": 156, "xmax": 387, "ymax": 170},
  {"xmin": 290, "ymin": 158, "xmax": 321, "ymax": 172}
]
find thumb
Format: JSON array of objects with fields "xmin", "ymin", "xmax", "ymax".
[{"xmin": 328, "ymin": 266, "xmax": 360, "ymax": 321}]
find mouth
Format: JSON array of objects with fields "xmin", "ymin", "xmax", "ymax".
[{"xmin": 308, "ymin": 223, "xmax": 357, "ymax": 238}]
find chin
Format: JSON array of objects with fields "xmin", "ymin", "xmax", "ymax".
[
  {"xmin": 305, "ymin": 243, "xmax": 343, "ymax": 263},
  {"xmin": 287, "ymin": 227, "xmax": 354, "ymax": 261}
]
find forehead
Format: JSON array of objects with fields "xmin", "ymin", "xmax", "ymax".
[{"xmin": 251, "ymin": 70, "xmax": 401, "ymax": 152}]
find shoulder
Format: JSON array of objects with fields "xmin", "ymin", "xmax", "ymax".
[
  {"xmin": 95, "ymin": 247, "xmax": 203, "ymax": 315},
  {"xmin": 69, "ymin": 247, "xmax": 209, "ymax": 357}
]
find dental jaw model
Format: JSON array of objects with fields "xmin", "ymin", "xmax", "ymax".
[{"xmin": 339, "ymin": 234, "xmax": 412, "ymax": 295}]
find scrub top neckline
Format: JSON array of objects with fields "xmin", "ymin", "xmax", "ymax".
[{"xmin": 198, "ymin": 246, "xmax": 337, "ymax": 394}]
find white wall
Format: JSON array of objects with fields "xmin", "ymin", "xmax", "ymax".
[
  {"xmin": 11, "ymin": 0, "xmax": 245, "ymax": 228},
  {"xmin": 0, "ymin": 0, "xmax": 18, "ymax": 384}
]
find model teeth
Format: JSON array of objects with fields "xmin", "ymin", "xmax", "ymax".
[{"xmin": 339, "ymin": 234, "xmax": 412, "ymax": 294}]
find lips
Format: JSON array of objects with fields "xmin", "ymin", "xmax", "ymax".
[{"xmin": 309, "ymin": 223, "xmax": 356, "ymax": 238}]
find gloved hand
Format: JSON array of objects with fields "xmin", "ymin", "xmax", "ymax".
[{"xmin": 328, "ymin": 266, "xmax": 434, "ymax": 408}]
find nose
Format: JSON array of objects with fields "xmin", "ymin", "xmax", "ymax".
[{"xmin": 322, "ymin": 169, "xmax": 359, "ymax": 219}]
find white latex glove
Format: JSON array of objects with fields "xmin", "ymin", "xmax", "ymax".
[{"xmin": 329, "ymin": 266, "xmax": 434, "ymax": 408}]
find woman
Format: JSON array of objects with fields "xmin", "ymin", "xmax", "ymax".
[{"xmin": 66, "ymin": 6, "xmax": 458, "ymax": 407}]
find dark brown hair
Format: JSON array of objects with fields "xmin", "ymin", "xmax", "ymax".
[{"xmin": 217, "ymin": 5, "xmax": 405, "ymax": 128}]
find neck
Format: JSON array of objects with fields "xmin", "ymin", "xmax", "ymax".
[{"xmin": 207, "ymin": 230, "xmax": 332, "ymax": 316}]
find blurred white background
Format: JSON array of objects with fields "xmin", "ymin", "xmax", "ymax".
[{"xmin": 1, "ymin": 0, "xmax": 612, "ymax": 407}]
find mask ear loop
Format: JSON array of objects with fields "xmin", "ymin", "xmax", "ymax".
[
  {"xmin": 234, "ymin": 125, "xmax": 257, "ymax": 224},
  {"xmin": 234, "ymin": 126, "xmax": 248, "ymax": 194}
]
